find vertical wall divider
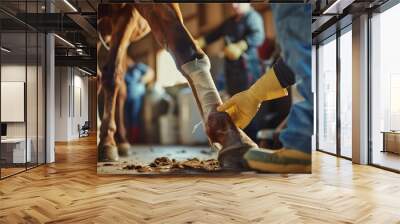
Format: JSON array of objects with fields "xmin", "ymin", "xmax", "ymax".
[
  {"xmin": 44, "ymin": 0, "xmax": 47, "ymax": 165},
  {"xmin": 73, "ymin": 68, "xmax": 75, "ymax": 118},
  {"xmin": 44, "ymin": 32, "xmax": 47, "ymax": 164},
  {"xmin": 352, "ymin": 14, "xmax": 369, "ymax": 164},
  {"xmin": 336, "ymin": 28, "xmax": 342, "ymax": 157},
  {"xmin": 25, "ymin": 0, "xmax": 28, "ymax": 171},
  {"xmin": 0, "ymin": 20, "xmax": 2, "ymax": 179},
  {"xmin": 367, "ymin": 11, "xmax": 373, "ymax": 166},
  {"xmin": 69, "ymin": 69, "xmax": 71, "ymax": 118},
  {"xmin": 36, "ymin": 0, "xmax": 39, "ymax": 167},
  {"xmin": 60, "ymin": 68, "xmax": 62, "ymax": 117},
  {"xmin": 316, "ymin": 44, "xmax": 320, "ymax": 151}
]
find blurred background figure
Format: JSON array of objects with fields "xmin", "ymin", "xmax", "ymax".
[
  {"xmin": 124, "ymin": 55, "xmax": 154, "ymax": 144},
  {"xmin": 198, "ymin": 3, "xmax": 265, "ymax": 96}
]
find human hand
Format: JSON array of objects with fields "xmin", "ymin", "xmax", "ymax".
[{"xmin": 217, "ymin": 90, "xmax": 260, "ymax": 129}]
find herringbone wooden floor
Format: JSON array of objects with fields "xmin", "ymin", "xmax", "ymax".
[{"xmin": 1, "ymin": 135, "xmax": 400, "ymax": 224}]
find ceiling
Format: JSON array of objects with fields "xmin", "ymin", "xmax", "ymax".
[
  {"xmin": 311, "ymin": 0, "xmax": 390, "ymax": 43},
  {"xmin": 0, "ymin": 0, "xmax": 394, "ymax": 73}
]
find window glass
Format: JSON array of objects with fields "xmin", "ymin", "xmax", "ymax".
[
  {"xmin": 371, "ymin": 3, "xmax": 400, "ymax": 171},
  {"xmin": 317, "ymin": 37, "xmax": 337, "ymax": 154},
  {"xmin": 0, "ymin": 6, "xmax": 28, "ymax": 178},
  {"xmin": 339, "ymin": 29, "xmax": 352, "ymax": 158}
]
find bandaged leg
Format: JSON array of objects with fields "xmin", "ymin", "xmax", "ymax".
[
  {"xmin": 181, "ymin": 56, "xmax": 258, "ymax": 169},
  {"xmin": 181, "ymin": 56, "xmax": 221, "ymax": 119}
]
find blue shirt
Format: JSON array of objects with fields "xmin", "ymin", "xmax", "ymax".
[
  {"xmin": 204, "ymin": 9, "xmax": 265, "ymax": 61},
  {"xmin": 125, "ymin": 62, "xmax": 148, "ymax": 98}
]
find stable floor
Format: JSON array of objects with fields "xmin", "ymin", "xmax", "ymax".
[
  {"xmin": 0, "ymin": 135, "xmax": 400, "ymax": 223},
  {"xmin": 98, "ymin": 145, "xmax": 219, "ymax": 175}
]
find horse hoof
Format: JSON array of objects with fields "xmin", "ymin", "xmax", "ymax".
[
  {"xmin": 217, "ymin": 145, "xmax": 255, "ymax": 170},
  {"xmin": 99, "ymin": 144, "xmax": 119, "ymax": 162},
  {"xmin": 118, "ymin": 142, "xmax": 131, "ymax": 157}
]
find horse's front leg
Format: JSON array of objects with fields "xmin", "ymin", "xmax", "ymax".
[
  {"xmin": 136, "ymin": 4, "xmax": 259, "ymax": 169},
  {"xmin": 98, "ymin": 9, "xmax": 136, "ymax": 161},
  {"xmin": 114, "ymin": 79, "xmax": 130, "ymax": 156}
]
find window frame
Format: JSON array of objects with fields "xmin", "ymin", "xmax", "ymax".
[{"xmin": 315, "ymin": 24, "xmax": 353, "ymax": 161}]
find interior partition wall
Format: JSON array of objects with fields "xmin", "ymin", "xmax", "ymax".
[
  {"xmin": 316, "ymin": 25, "xmax": 353, "ymax": 159},
  {"xmin": 0, "ymin": 1, "xmax": 46, "ymax": 179}
]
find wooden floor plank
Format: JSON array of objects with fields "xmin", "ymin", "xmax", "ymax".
[{"xmin": 0, "ymin": 135, "xmax": 399, "ymax": 223}]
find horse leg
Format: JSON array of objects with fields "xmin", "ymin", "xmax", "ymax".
[
  {"xmin": 136, "ymin": 4, "xmax": 258, "ymax": 169},
  {"xmin": 114, "ymin": 79, "xmax": 130, "ymax": 156},
  {"xmin": 98, "ymin": 7, "xmax": 136, "ymax": 161}
]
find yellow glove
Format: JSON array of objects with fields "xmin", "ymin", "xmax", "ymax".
[
  {"xmin": 196, "ymin": 37, "xmax": 206, "ymax": 49},
  {"xmin": 217, "ymin": 68, "xmax": 288, "ymax": 129},
  {"xmin": 224, "ymin": 40, "xmax": 248, "ymax": 60}
]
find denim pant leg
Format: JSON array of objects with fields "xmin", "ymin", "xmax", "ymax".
[{"xmin": 271, "ymin": 4, "xmax": 313, "ymax": 153}]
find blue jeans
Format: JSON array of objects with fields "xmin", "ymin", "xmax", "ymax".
[{"xmin": 271, "ymin": 4, "xmax": 313, "ymax": 153}]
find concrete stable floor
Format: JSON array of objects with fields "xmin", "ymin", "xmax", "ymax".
[{"xmin": 98, "ymin": 145, "xmax": 220, "ymax": 175}]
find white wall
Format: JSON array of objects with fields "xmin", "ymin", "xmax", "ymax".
[
  {"xmin": 1, "ymin": 65, "xmax": 26, "ymax": 141},
  {"xmin": 1, "ymin": 63, "xmax": 46, "ymax": 163},
  {"xmin": 1, "ymin": 65, "xmax": 36, "ymax": 137},
  {"xmin": 55, "ymin": 66, "xmax": 69, "ymax": 141},
  {"xmin": 54, "ymin": 67, "xmax": 89, "ymax": 141},
  {"xmin": 71, "ymin": 73, "xmax": 89, "ymax": 138}
]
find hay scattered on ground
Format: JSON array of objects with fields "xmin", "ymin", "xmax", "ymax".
[{"xmin": 120, "ymin": 157, "xmax": 220, "ymax": 173}]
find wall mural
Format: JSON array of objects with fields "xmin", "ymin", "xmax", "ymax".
[{"xmin": 97, "ymin": 3, "xmax": 312, "ymax": 175}]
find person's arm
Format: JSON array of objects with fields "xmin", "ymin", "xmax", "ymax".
[
  {"xmin": 124, "ymin": 66, "xmax": 135, "ymax": 83},
  {"xmin": 217, "ymin": 58, "xmax": 295, "ymax": 129},
  {"xmin": 136, "ymin": 63, "xmax": 154, "ymax": 84},
  {"xmin": 202, "ymin": 18, "xmax": 230, "ymax": 45},
  {"xmin": 141, "ymin": 67, "xmax": 155, "ymax": 84},
  {"xmin": 223, "ymin": 11, "xmax": 264, "ymax": 60}
]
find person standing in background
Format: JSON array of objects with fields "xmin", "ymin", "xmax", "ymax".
[
  {"xmin": 198, "ymin": 3, "xmax": 265, "ymax": 96},
  {"xmin": 124, "ymin": 56, "xmax": 154, "ymax": 143}
]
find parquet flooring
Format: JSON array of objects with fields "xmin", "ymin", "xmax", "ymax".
[{"xmin": 1, "ymin": 135, "xmax": 400, "ymax": 223}]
